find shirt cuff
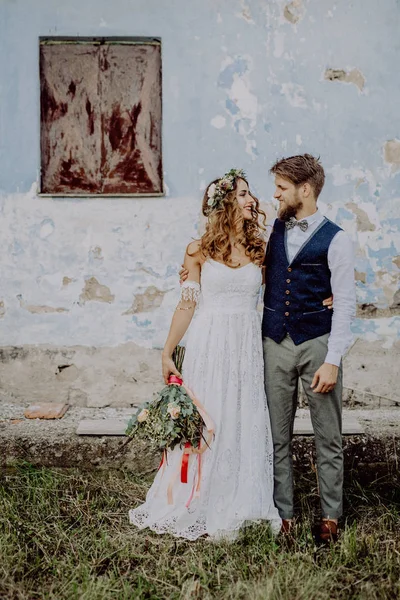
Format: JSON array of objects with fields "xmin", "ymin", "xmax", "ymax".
[{"xmin": 324, "ymin": 351, "xmax": 342, "ymax": 367}]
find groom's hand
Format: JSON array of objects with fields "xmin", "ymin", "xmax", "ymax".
[
  {"xmin": 179, "ymin": 264, "xmax": 189, "ymax": 284},
  {"xmin": 311, "ymin": 363, "xmax": 339, "ymax": 394}
]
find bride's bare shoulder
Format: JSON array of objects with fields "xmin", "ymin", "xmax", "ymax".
[{"xmin": 186, "ymin": 239, "xmax": 202, "ymax": 258}]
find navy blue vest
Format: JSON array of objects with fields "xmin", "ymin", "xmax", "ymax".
[{"xmin": 262, "ymin": 217, "xmax": 342, "ymax": 345}]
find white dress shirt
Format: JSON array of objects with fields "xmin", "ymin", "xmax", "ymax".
[{"xmin": 286, "ymin": 210, "xmax": 356, "ymax": 366}]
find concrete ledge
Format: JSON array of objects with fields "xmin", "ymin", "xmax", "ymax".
[
  {"xmin": 0, "ymin": 404, "xmax": 399, "ymax": 474},
  {"xmin": 1, "ymin": 340, "xmax": 399, "ymax": 410}
]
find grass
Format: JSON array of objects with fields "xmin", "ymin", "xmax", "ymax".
[{"xmin": 0, "ymin": 463, "xmax": 399, "ymax": 600}]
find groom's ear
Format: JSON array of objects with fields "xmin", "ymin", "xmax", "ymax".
[{"xmin": 301, "ymin": 182, "xmax": 312, "ymax": 199}]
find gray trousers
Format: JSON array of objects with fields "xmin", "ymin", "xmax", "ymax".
[{"xmin": 263, "ymin": 333, "xmax": 343, "ymax": 520}]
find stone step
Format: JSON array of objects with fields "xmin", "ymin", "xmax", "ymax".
[
  {"xmin": 76, "ymin": 413, "xmax": 364, "ymax": 436},
  {"xmin": 1, "ymin": 405, "xmax": 398, "ymax": 475},
  {"xmin": 77, "ymin": 419, "xmax": 128, "ymax": 436}
]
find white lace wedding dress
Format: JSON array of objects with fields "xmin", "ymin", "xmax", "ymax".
[{"xmin": 129, "ymin": 258, "xmax": 281, "ymax": 540}]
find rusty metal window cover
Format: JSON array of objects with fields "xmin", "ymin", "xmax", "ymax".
[{"xmin": 39, "ymin": 37, "xmax": 163, "ymax": 197}]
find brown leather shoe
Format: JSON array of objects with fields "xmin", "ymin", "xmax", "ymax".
[{"xmin": 318, "ymin": 519, "xmax": 338, "ymax": 543}]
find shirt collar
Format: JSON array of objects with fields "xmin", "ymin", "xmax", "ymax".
[{"xmin": 301, "ymin": 210, "xmax": 323, "ymax": 227}]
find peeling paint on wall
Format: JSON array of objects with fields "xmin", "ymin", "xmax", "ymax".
[
  {"xmin": 383, "ymin": 139, "xmax": 400, "ymax": 173},
  {"xmin": 89, "ymin": 246, "xmax": 103, "ymax": 260},
  {"xmin": 79, "ymin": 278, "xmax": 115, "ymax": 304},
  {"xmin": 357, "ymin": 304, "xmax": 400, "ymax": 318},
  {"xmin": 355, "ymin": 271, "xmax": 367, "ymax": 284},
  {"xmin": 236, "ymin": 1, "xmax": 254, "ymax": 24},
  {"xmin": 218, "ymin": 56, "xmax": 259, "ymax": 157},
  {"xmin": 392, "ymin": 289, "xmax": 400, "ymax": 308},
  {"xmin": 346, "ymin": 203, "xmax": 376, "ymax": 232},
  {"xmin": 280, "ymin": 83, "xmax": 308, "ymax": 108},
  {"xmin": 283, "ymin": 0, "xmax": 305, "ymax": 24},
  {"xmin": 324, "ymin": 68, "xmax": 365, "ymax": 92},
  {"xmin": 123, "ymin": 286, "xmax": 168, "ymax": 315},
  {"xmin": 17, "ymin": 294, "xmax": 69, "ymax": 314}
]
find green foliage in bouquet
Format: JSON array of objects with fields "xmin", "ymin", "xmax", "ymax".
[{"xmin": 125, "ymin": 346, "xmax": 204, "ymax": 452}]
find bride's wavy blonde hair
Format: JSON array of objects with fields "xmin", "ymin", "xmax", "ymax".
[{"xmin": 197, "ymin": 175, "xmax": 267, "ymax": 267}]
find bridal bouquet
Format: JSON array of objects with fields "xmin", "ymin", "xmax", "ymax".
[
  {"xmin": 125, "ymin": 346, "xmax": 214, "ymax": 504},
  {"xmin": 125, "ymin": 346, "xmax": 209, "ymax": 453}
]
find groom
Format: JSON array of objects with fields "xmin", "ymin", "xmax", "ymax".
[{"xmin": 263, "ymin": 154, "xmax": 356, "ymax": 542}]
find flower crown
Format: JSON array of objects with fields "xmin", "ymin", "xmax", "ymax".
[{"xmin": 206, "ymin": 168, "xmax": 246, "ymax": 213}]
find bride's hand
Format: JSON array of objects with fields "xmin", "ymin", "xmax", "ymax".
[
  {"xmin": 179, "ymin": 264, "xmax": 189, "ymax": 284},
  {"xmin": 323, "ymin": 295, "xmax": 333, "ymax": 310},
  {"xmin": 162, "ymin": 353, "xmax": 182, "ymax": 384}
]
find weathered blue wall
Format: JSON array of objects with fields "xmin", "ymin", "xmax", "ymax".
[{"xmin": 0, "ymin": 0, "xmax": 399, "ymax": 356}]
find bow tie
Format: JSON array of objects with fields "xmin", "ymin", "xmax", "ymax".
[{"xmin": 285, "ymin": 217, "xmax": 309, "ymax": 232}]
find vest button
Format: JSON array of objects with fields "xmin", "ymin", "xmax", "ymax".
[
  {"xmin": 287, "ymin": 267, "xmax": 292, "ymax": 272},
  {"xmin": 286, "ymin": 279, "xmax": 291, "ymax": 283},
  {"xmin": 286, "ymin": 301, "xmax": 290, "ymax": 306},
  {"xmin": 285, "ymin": 312, "xmax": 289, "ymax": 316},
  {"xmin": 285, "ymin": 290, "xmax": 290, "ymax": 295}
]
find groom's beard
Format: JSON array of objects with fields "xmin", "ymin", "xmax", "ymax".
[{"xmin": 278, "ymin": 194, "xmax": 303, "ymax": 221}]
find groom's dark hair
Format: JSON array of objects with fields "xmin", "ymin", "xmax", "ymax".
[{"xmin": 270, "ymin": 154, "xmax": 325, "ymax": 199}]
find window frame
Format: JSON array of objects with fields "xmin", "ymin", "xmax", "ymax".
[{"xmin": 38, "ymin": 36, "xmax": 164, "ymax": 198}]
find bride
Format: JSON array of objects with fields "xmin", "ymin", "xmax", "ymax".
[{"xmin": 129, "ymin": 169, "xmax": 281, "ymax": 540}]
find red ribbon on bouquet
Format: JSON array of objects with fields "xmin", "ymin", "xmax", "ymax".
[
  {"xmin": 168, "ymin": 375, "xmax": 183, "ymax": 385},
  {"xmin": 180, "ymin": 442, "xmax": 191, "ymax": 484},
  {"xmin": 164, "ymin": 375, "xmax": 215, "ymax": 505},
  {"xmin": 158, "ymin": 450, "xmax": 167, "ymax": 472}
]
